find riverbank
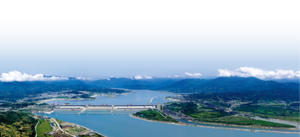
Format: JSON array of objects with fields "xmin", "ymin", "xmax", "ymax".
[
  {"xmin": 130, "ymin": 114, "xmax": 300, "ymax": 134},
  {"xmin": 130, "ymin": 114, "xmax": 179, "ymax": 125},
  {"xmin": 51, "ymin": 117, "xmax": 106, "ymax": 137},
  {"xmin": 69, "ymin": 122, "xmax": 106, "ymax": 137},
  {"xmin": 190, "ymin": 119, "xmax": 298, "ymax": 130}
]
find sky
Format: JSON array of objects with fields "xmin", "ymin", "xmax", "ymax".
[{"xmin": 0, "ymin": 0, "xmax": 299, "ymax": 80}]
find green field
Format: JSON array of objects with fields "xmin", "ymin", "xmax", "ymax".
[
  {"xmin": 134, "ymin": 109, "xmax": 178, "ymax": 123},
  {"xmin": 210, "ymin": 101, "xmax": 231, "ymax": 108},
  {"xmin": 37, "ymin": 119, "xmax": 52, "ymax": 137},
  {"xmin": 235, "ymin": 104, "xmax": 299, "ymax": 116},
  {"xmin": 167, "ymin": 102, "xmax": 230, "ymax": 119},
  {"xmin": 234, "ymin": 104, "xmax": 300, "ymax": 122},
  {"xmin": 166, "ymin": 102, "xmax": 296, "ymax": 128}
]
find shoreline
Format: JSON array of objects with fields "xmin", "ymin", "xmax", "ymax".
[
  {"xmin": 71, "ymin": 122, "xmax": 106, "ymax": 137},
  {"xmin": 164, "ymin": 97, "xmax": 181, "ymax": 102},
  {"xmin": 49, "ymin": 116, "xmax": 106, "ymax": 137},
  {"xmin": 36, "ymin": 98, "xmax": 96, "ymax": 104},
  {"xmin": 189, "ymin": 119, "xmax": 298, "ymax": 130},
  {"xmin": 130, "ymin": 114, "xmax": 179, "ymax": 125},
  {"xmin": 36, "ymin": 91, "xmax": 135, "ymax": 104},
  {"xmin": 130, "ymin": 114, "xmax": 300, "ymax": 134}
]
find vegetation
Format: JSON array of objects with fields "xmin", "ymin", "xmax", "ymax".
[
  {"xmin": 78, "ymin": 94, "xmax": 96, "ymax": 99},
  {"xmin": 0, "ymin": 80, "xmax": 129, "ymax": 102},
  {"xmin": 195, "ymin": 116, "xmax": 295, "ymax": 128},
  {"xmin": 0, "ymin": 111, "xmax": 38, "ymax": 136},
  {"xmin": 167, "ymin": 102, "xmax": 230, "ymax": 119},
  {"xmin": 55, "ymin": 118, "xmax": 104, "ymax": 137},
  {"xmin": 166, "ymin": 102, "xmax": 296, "ymax": 128},
  {"xmin": 36, "ymin": 119, "xmax": 52, "ymax": 137},
  {"xmin": 234, "ymin": 104, "xmax": 300, "ymax": 122},
  {"xmin": 290, "ymin": 103, "xmax": 299, "ymax": 107},
  {"xmin": 89, "ymin": 77, "xmax": 299, "ymax": 103},
  {"xmin": 65, "ymin": 126, "xmax": 86, "ymax": 135},
  {"xmin": 0, "ymin": 102, "xmax": 36, "ymax": 109},
  {"xmin": 209, "ymin": 101, "xmax": 231, "ymax": 108},
  {"xmin": 134, "ymin": 109, "xmax": 178, "ymax": 123},
  {"xmin": 235, "ymin": 104, "xmax": 299, "ymax": 116}
]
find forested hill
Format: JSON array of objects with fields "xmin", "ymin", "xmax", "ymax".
[
  {"xmin": 0, "ymin": 80, "xmax": 127, "ymax": 102},
  {"xmin": 159, "ymin": 77, "xmax": 299, "ymax": 93},
  {"xmin": 89, "ymin": 77, "xmax": 299, "ymax": 94},
  {"xmin": 160, "ymin": 77, "xmax": 299, "ymax": 102},
  {"xmin": 158, "ymin": 79, "xmax": 209, "ymax": 91}
]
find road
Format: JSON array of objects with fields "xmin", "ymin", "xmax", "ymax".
[
  {"xmin": 35, "ymin": 120, "xmax": 39, "ymax": 137},
  {"xmin": 52, "ymin": 118, "xmax": 76, "ymax": 137}
]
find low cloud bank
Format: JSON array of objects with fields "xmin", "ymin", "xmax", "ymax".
[
  {"xmin": 0, "ymin": 71, "xmax": 91, "ymax": 82},
  {"xmin": 218, "ymin": 67, "xmax": 300, "ymax": 79},
  {"xmin": 0, "ymin": 71, "xmax": 68, "ymax": 82}
]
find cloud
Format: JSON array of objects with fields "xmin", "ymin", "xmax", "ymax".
[
  {"xmin": 75, "ymin": 77, "xmax": 92, "ymax": 80},
  {"xmin": 185, "ymin": 72, "xmax": 202, "ymax": 77},
  {"xmin": 217, "ymin": 67, "xmax": 300, "ymax": 79},
  {"xmin": 132, "ymin": 75, "xmax": 153, "ymax": 80},
  {"xmin": 0, "ymin": 71, "xmax": 68, "ymax": 82}
]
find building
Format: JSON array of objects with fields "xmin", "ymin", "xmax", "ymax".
[{"xmin": 60, "ymin": 122, "xmax": 75, "ymax": 128}]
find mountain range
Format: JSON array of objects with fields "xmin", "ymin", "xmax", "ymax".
[{"xmin": 0, "ymin": 76, "xmax": 298, "ymax": 102}]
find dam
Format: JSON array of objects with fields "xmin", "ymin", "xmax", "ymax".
[{"xmin": 52, "ymin": 104, "xmax": 156, "ymax": 111}]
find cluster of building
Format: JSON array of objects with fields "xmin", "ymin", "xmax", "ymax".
[{"xmin": 18, "ymin": 91, "xmax": 85, "ymax": 102}]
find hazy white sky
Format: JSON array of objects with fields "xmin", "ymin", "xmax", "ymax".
[{"xmin": 0, "ymin": 0, "xmax": 299, "ymax": 78}]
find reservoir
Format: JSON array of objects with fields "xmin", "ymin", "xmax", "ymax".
[{"xmin": 45, "ymin": 90, "xmax": 299, "ymax": 137}]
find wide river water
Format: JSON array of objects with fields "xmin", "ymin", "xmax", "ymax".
[{"xmin": 44, "ymin": 90, "xmax": 299, "ymax": 137}]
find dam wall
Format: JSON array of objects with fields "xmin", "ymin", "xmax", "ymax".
[{"xmin": 53, "ymin": 105, "xmax": 156, "ymax": 111}]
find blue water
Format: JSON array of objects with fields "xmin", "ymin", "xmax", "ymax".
[
  {"xmin": 46, "ymin": 90, "xmax": 174, "ymax": 106},
  {"xmin": 45, "ymin": 90, "xmax": 299, "ymax": 137}
]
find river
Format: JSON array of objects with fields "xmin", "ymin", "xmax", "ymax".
[{"xmin": 44, "ymin": 90, "xmax": 299, "ymax": 137}]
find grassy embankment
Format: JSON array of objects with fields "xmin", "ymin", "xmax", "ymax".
[
  {"xmin": 167, "ymin": 102, "xmax": 295, "ymax": 128},
  {"xmin": 234, "ymin": 104, "xmax": 300, "ymax": 122},
  {"xmin": 134, "ymin": 109, "xmax": 178, "ymax": 123},
  {"xmin": 37, "ymin": 119, "xmax": 52, "ymax": 137}
]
